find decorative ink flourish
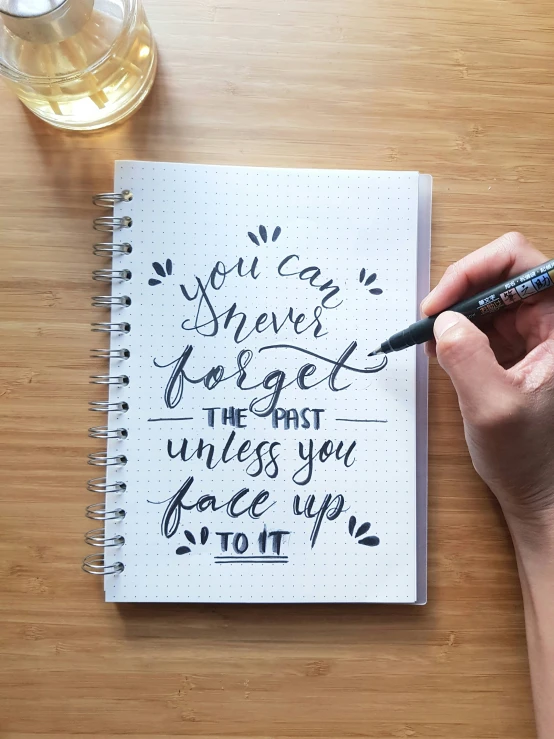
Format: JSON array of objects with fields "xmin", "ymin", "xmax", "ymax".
[
  {"xmin": 149, "ymin": 259, "xmax": 173, "ymax": 287},
  {"xmin": 248, "ymin": 225, "xmax": 281, "ymax": 245},
  {"xmin": 176, "ymin": 526, "xmax": 210, "ymax": 555},
  {"xmin": 348, "ymin": 515, "xmax": 380, "ymax": 547},
  {"xmin": 358, "ymin": 269, "xmax": 383, "ymax": 296}
]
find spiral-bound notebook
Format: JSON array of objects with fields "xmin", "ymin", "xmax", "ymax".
[{"xmin": 86, "ymin": 162, "xmax": 431, "ymax": 604}]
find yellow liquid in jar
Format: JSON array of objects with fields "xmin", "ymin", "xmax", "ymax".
[{"xmin": 3, "ymin": 7, "xmax": 157, "ymax": 131}]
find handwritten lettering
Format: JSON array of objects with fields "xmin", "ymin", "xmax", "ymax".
[
  {"xmin": 292, "ymin": 439, "xmax": 357, "ymax": 486},
  {"xmin": 155, "ymin": 342, "xmax": 387, "ymax": 416},
  {"xmin": 167, "ymin": 431, "xmax": 280, "ymax": 479},
  {"xmin": 272, "ymin": 407, "xmax": 325, "ymax": 430},
  {"xmin": 293, "ymin": 493, "xmax": 347, "ymax": 547},
  {"xmin": 277, "ymin": 254, "xmax": 343, "ymax": 309},
  {"xmin": 151, "ymin": 477, "xmax": 277, "ymax": 539}
]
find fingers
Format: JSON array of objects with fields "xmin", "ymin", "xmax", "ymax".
[
  {"xmin": 434, "ymin": 312, "xmax": 513, "ymax": 422},
  {"xmin": 421, "ymin": 232, "xmax": 546, "ymax": 317}
]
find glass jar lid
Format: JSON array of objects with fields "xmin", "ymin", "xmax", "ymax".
[
  {"xmin": 0, "ymin": 0, "xmax": 93, "ymax": 42},
  {"xmin": 0, "ymin": 1, "xmax": 67, "ymax": 18}
]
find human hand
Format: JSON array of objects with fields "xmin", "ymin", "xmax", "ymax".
[{"xmin": 421, "ymin": 232, "xmax": 554, "ymax": 543}]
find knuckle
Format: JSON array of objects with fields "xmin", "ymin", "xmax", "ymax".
[
  {"xmin": 502, "ymin": 231, "xmax": 529, "ymax": 250},
  {"xmin": 436, "ymin": 328, "xmax": 467, "ymax": 364},
  {"xmin": 444, "ymin": 261, "xmax": 459, "ymax": 277},
  {"xmin": 466, "ymin": 397, "xmax": 523, "ymax": 431}
]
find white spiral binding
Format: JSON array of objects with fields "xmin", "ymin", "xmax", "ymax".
[{"xmin": 84, "ymin": 190, "xmax": 133, "ymax": 577}]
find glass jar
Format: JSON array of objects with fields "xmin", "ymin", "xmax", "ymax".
[{"xmin": 0, "ymin": 0, "xmax": 157, "ymax": 131}]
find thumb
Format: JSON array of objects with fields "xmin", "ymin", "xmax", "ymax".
[{"xmin": 434, "ymin": 311, "xmax": 510, "ymax": 418}]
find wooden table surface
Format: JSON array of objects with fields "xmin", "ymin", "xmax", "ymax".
[{"xmin": 2, "ymin": 0, "xmax": 553, "ymax": 736}]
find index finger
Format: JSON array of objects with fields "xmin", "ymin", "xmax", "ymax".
[{"xmin": 421, "ymin": 232, "xmax": 547, "ymax": 316}]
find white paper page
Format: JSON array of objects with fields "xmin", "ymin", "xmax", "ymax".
[{"xmin": 103, "ymin": 162, "xmax": 419, "ymax": 602}]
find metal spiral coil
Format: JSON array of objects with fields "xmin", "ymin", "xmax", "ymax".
[
  {"xmin": 86, "ymin": 504, "xmax": 126, "ymax": 521},
  {"xmin": 88, "ymin": 400, "xmax": 129, "ymax": 413},
  {"xmin": 92, "ymin": 295, "xmax": 131, "ymax": 308},
  {"xmin": 87, "ymin": 452, "xmax": 127, "ymax": 467},
  {"xmin": 93, "ymin": 215, "xmax": 132, "ymax": 232},
  {"xmin": 93, "ymin": 242, "xmax": 132, "ymax": 256},
  {"xmin": 82, "ymin": 554, "xmax": 124, "ymax": 575},
  {"xmin": 85, "ymin": 190, "xmax": 132, "ymax": 579},
  {"xmin": 91, "ymin": 322, "xmax": 130, "ymax": 333},
  {"xmin": 92, "ymin": 269, "xmax": 132, "ymax": 282},
  {"xmin": 93, "ymin": 190, "xmax": 133, "ymax": 207},
  {"xmin": 89, "ymin": 375, "xmax": 129, "ymax": 386},
  {"xmin": 90, "ymin": 348, "xmax": 130, "ymax": 360},
  {"xmin": 86, "ymin": 477, "xmax": 126, "ymax": 494},
  {"xmin": 85, "ymin": 528, "xmax": 125, "ymax": 547},
  {"xmin": 88, "ymin": 426, "xmax": 128, "ymax": 439}
]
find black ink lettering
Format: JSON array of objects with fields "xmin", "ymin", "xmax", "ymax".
[
  {"xmin": 221, "ymin": 406, "xmax": 235, "ymax": 426},
  {"xmin": 277, "ymin": 254, "xmax": 300, "ymax": 276},
  {"xmin": 292, "ymin": 439, "xmax": 357, "ymax": 486},
  {"xmin": 297, "ymin": 364, "xmax": 318, "ymax": 389},
  {"xmin": 293, "ymin": 493, "xmax": 346, "ymax": 547},
  {"xmin": 277, "ymin": 255, "xmax": 343, "ymax": 309},
  {"xmin": 151, "ymin": 479, "xmax": 277, "ymax": 533},
  {"xmin": 233, "ymin": 533, "xmax": 249, "ymax": 554},
  {"xmin": 317, "ymin": 279, "xmax": 342, "ymax": 309},
  {"xmin": 179, "ymin": 282, "xmax": 200, "ymax": 302},
  {"xmin": 205, "ymin": 364, "xmax": 225, "ymax": 390},
  {"xmin": 197, "ymin": 494, "xmax": 219, "ymax": 512},
  {"xmin": 294, "ymin": 441, "xmax": 314, "ymax": 486},
  {"xmin": 221, "ymin": 431, "xmax": 239, "ymax": 464},
  {"xmin": 250, "ymin": 491, "xmax": 272, "ymax": 518},
  {"xmin": 237, "ymin": 256, "xmax": 260, "ymax": 279},
  {"xmin": 236, "ymin": 439, "xmax": 252, "ymax": 461},
  {"xmin": 258, "ymin": 526, "xmax": 268, "ymax": 553},
  {"xmin": 268, "ymin": 530, "xmax": 290, "ymax": 555},
  {"xmin": 286, "ymin": 408, "xmax": 299, "ymax": 429},
  {"xmin": 180, "ymin": 257, "xmax": 260, "ymax": 338},
  {"xmin": 312, "ymin": 409, "xmax": 324, "ymax": 429},
  {"xmin": 159, "ymin": 476, "xmax": 194, "ymax": 538},
  {"xmin": 264, "ymin": 443, "xmax": 280, "ymax": 479},
  {"xmin": 156, "ymin": 343, "xmax": 385, "ymax": 418},
  {"xmin": 337, "ymin": 440, "xmax": 357, "ymax": 467},
  {"xmin": 272, "ymin": 408, "xmax": 286, "ymax": 429},
  {"xmin": 217, "ymin": 532, "xmax": 233, "ymax": 552},
  {"xmin": 203, "ymin": 407, "xmax": 220, "ymax": 427},
  {"xmin": 228, "ymin": 488, "xmax": 252, "ymax": 518},
  {"xmin": 167, "ymin": 438, "xmax": 181, "ymax": 459},
  {"xmin": 319, "ymin": 440, "xmax": 334, "ymax": 463}
]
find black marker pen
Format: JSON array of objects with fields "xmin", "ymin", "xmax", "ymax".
[{"xmin": 369, "ymin": 258, "xmax": 554, "ymax": 356}]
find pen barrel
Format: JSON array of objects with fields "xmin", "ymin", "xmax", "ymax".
[
  {"xmin": 385, "ymin": 318, "xmax": 436, "ymax": 352},
  {"xmin": 382, "ymin": 259, "xmax": 554, "ymax": 354}
]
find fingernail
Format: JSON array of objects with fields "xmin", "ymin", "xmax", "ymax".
[
  {"xmin": 420, "ymin": 291, "xmax": 434, "ymax": 316},
  {"xmin": 434, "ymin": 311, "xmax": 460, "ymax": 340}
]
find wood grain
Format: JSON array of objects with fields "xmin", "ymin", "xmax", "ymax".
[{"xmin": 1, "ymin": 0, "xmax": 552, "ymax": 736}]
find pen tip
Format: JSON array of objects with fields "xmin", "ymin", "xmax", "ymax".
[{"xmin": 368, "ymin": 348, "xmax": 383, "ymax": 357}]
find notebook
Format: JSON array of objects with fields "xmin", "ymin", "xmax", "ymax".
[{"xmin": 86, "ymin": 162, "xmax": 431, "ymax": 604}]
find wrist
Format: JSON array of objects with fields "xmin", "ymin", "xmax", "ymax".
[
  {"xmin": 507, "ymin": 511, "xmax": 554, "ymax": 739},
  {"xmin": 506, "ymin": 509, "xmax": 554, "ymax": 580}
]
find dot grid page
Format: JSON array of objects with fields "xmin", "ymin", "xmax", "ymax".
[{"xmin": 103, "ymin": 162, "xmax": 423, "ymax": 603}]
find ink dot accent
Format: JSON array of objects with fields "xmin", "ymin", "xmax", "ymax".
[
  {"xmin": 358, "ymin": 268, "xmax": 383, "ymax": 295},
  {"xmin": 348, "ymin": 515, "xmax": 380, "ymax": 547},
  {"xmin": 149, "ymin": 259, "xmax": 173, "ymax": 286},
  {"xmin": 248, "ymin": 225, "xmax": 282, "ymax": 246},
  {"xmin": 175, "ymin": 527, "xmax": 210, "ymax": 555}
]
